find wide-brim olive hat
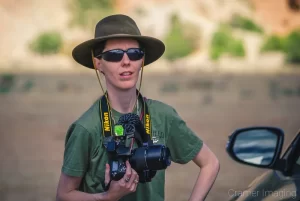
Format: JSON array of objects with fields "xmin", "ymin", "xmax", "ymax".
[{"xmin": 72, "ymin": 14, "xmax": 165, "ymax": 69}]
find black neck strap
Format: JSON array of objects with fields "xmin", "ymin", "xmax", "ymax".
[{"xmin": 99, "ymin": 90, "xmax": 152, "ymax": 143}]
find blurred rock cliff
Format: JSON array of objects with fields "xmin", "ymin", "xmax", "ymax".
[{"xmin": 0, "ymin": 0, "xmax": 300, "ymax": 73}]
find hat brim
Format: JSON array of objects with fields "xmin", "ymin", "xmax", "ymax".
[{"xmin": 72, "ymin": 34, "xmax": 165, "ymax": 69}]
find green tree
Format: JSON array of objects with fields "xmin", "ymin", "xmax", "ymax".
[
  {"xmin": 210, "ymin": 25, "xmax": 245, "ymax": 60},
  {"xmin": 164, "ymin": 14, "xmax": 198, "ymax": 61},
  {"xmin": 285, "ymin": 30, "xmax": 300, "ymax": 64},
  {"xmin": 29, "ymin": 31, "xmax": 63, "ymax": 55}
]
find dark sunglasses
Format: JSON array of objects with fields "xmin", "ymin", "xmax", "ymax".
[{"xmin": 95, "ymin": 48, "xmax": 145, "ymax": 62}]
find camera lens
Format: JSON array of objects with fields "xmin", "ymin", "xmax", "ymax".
[{"xmin": 130, "ymin": 145, "xmax": 171, "ymax": 171}]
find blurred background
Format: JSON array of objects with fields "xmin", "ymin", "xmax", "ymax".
[{"xmin": 0, "ymin": 0, "xmax": 300, "ymax": 200}]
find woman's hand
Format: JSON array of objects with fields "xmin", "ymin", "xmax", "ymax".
[{"xmin": 104, "ymin": 160, "xmax": 139, "ymax": 201}]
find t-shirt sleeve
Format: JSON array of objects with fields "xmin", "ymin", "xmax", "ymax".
[
  {"xmin": 166, "ymin": 108, "xmax": 203, "ymax": 164},
  {"xmin": 61, "ymin": 123, "xmax": 92, "ymax": 177}
]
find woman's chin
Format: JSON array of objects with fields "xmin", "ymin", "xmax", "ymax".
[{"xmin": 117, "ymin": 81, "xmax": 137, "ymax": 91}]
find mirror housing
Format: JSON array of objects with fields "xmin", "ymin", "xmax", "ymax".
[{"xmin": 226, "ymin": 127, "xmax": 284, "ymax": 169}]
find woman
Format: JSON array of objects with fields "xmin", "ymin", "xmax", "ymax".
[{"xmin": 56, "ymin": 14, "xmax": 220, "ymax": 201}]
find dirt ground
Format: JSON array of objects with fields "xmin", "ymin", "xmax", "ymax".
[{"xmin": 0, "ymin": 71, "xmax": 300, "ymax": 201}]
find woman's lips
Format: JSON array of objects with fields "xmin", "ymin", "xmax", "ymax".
[{"xmin": 120, "ymin": 71, "xmax": 133, "ymax": 79}]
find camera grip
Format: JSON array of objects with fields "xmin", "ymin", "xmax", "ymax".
[{"xmin": 110, "ymin": 159, "xmax": 127, "ymax": 181}]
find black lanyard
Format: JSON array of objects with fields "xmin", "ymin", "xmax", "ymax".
[{"xmin": 99, "ymin": 90, "xmax": 152, "ymax": 143}]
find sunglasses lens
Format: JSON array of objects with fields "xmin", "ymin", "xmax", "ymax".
[
  {"xmin": 102, "ymin": 50, "xmax": 124, "ymax": 62},
  {"xmin": 100, "ymin": 48, "xmax": 144, "ymax": 62},
  {"xmin": 127, "ymin": 48, "xmax": 144, "ymax": 61}
]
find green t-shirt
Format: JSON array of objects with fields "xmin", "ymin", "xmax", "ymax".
[{"xmin": 61, "ymin": 96, "xmax": 203, "ymax": 201}]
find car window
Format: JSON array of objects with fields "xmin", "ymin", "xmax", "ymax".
[
  {"xmin": 293, "ymin": 158, "xmax": 300, "ymax": 178},
  {"xmin": 292, "ymin": 147, "xmax": 300, "ymax": 177},
  {"xmin": 283, "ymin": 133, "xmax": 300, "ymax": 177},
  {"xmin": 282, "ymin": 133, "xmax": 300, "ymax": 160}
]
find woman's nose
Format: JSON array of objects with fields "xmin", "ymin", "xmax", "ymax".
[{"xmin": 121, "ymin": 52, "xmax": 130, "ymax": 65}]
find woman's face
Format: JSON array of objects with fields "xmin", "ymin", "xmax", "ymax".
[{"xmin": 94, "ymin": 38, "xmax": 144, "ymax": 91}]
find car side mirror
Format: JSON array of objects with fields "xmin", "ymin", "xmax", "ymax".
[{"xmin": 226, "ymin": 127, "xmax": 284, "ymax": 168}]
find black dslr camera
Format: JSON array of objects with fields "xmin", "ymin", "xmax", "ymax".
[{"xmin": 104, "ymin": 113, "xmax": 171, "ymax": 183}]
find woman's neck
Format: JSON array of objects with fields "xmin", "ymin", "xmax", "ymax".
[{"xmin": 106, "ymin": 86, "xmax": 137, "ymax": 114}]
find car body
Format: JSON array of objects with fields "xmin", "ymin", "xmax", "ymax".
[{"xmin": 226, "ymin": 127, "xmax": 300, "ymax": 201}]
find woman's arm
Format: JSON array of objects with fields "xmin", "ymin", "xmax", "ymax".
[
  {"xmin": 55, "ymin": 172, "xmax": 110, "ymax": 201},
  {"xmin": 188, "ymin": 144, "xmax": 220, "ymax": 201},
  {"xmin": 56, "ymin": 161, "xmax": 139, "ymax": 201}
]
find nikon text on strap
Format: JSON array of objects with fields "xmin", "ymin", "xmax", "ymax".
[{"xmin": 99, "ymin": 90, "xmax": 152, "ymax": 143}]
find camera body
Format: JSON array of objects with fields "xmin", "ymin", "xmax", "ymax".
[{"xmin": 104, "ymin": 117, "xmax": 171, "ymax": 183}]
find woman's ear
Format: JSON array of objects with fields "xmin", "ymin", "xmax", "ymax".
[{"xmin": 93, "ymin": 58, "xmax": 104, "ymax": 74}]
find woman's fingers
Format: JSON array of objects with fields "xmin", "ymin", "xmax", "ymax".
[
  {"xmin": 123, "ymin": 161, "xmax": 132, "ymax": 184},
  {"xmin": 129, "ymin": 169, "xmax": 139, "ymax": 184},
  {"xmin": 129, "ymin": 169, "xmax": 139, "ymax": 191},
  {"xmin": 130, "ymin": 182, "xmax": 137, "ymax": 192},
  {"xmin": 104, "ymin": 163, "xmax": 110, "ymax": 186},
  {"xmin": 120, "ymin": 160, "xmax": 139, "ymax": 192}
]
